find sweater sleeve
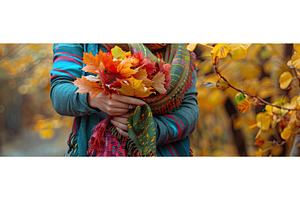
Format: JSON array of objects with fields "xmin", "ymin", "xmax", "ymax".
[
  {"xmin": 50, "ymin": 43, "xmax": 99, "ymax": 117},
  {"xmin": 154, "ymin": 70, "xmax": 199, "ymax": 146}
]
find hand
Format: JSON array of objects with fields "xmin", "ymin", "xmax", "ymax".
[
  {"xmin": 111, "ymin": 113, "xmax": 130, "ymax": 137},
  {"xmin": 87, "ymin": 93, "xmax": 145, "ymax": 116}
]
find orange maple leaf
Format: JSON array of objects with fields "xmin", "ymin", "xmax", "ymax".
[
  {"xmin": 117, "ymin": 77, "xmax": 154, "ymax": 98},
  {"xmin": 82, "ymin": 52, "xmax": 101, "ymax": 74},
  {"xmin": 117, "ymin": 57, "xmax": 138, "ymax": 78},
  {"xmin": 73, "ymin": 76, "xmax": 104, "ymax": 99},
  {"xmin": 98, "ymin": 50, "xmax": 120, "ymax": 73}
]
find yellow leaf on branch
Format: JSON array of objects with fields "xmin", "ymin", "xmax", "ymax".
[
  {"xmin": 281, "ymin": 127, "xmax": 292, "ymax": 140},
  {"xmin": 211, "ymin": 44, "xmax": 231, "ymax": 65},
  {"xmin": 291, "ymin": 50, "xmax": 300, "ymax": 70},
  {"xmin": 256, "ymin": 112, "xmax": 271, "ymax": 131},
  {"xmin": 293, "ymin": 44, "xmax": 300, "ymax": 53},
  {"xmin": 228, "ymin": 43, "xmax": 251, "ymax": 60},
  {"xmin": 279, "ymin": 71, "xmax": 292, "ymax": 89}
]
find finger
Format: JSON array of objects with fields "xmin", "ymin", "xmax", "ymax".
[
  {"xmin": 111, "ymin": 94, "xmax": 145, "ymax": 106},
  {"xmin": 107, "ymin": 100, "xmax": 133, "ymax": 109},
  {"xmin": 111, "ymin": 119, "xmax": 128, "ymax": 131},
  {"xmin": 105, "ymin": 108, "xmax": 129, "ymax": 116},
  {"xmin": 112, "ymin": 116, "xmax": 128, "ymax": 125},
  {"xmin": 116, "ymin": 127, "xmax": 129, "ymax": 138},
  {"xmin": 121, "ymin": 113, "xmax": 130, "ymax": 118}
]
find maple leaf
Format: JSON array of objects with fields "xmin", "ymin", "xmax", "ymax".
[
  {"xmin": 133, "ymin": 49, "xmax": 156, "ymax": 77},
  {"xmin": 73, "ymin": 76, "xmax": 104, "ymax": 99},
  {"xmin": 98, "ymin": 50, "xmax": 120, "ymax": 73},
  {"xmin": 82, "ymin": 52, "xmax": 100, "ymax": 74},
  {"xmin": 116, "ymin": 77, "xmax": 154, "ymax": 98},
  {"xmin": 133, "ymin": 68, "xmax": 153, "ymax": 88},
  {"xmin": 117, "ymin": 57, "xmax": 138, "ymax": 78},
  {"xmin": 111, "ymin": 45, "xmax": 131, "ymax": 60},
  {"xmin": 158, "ymin": 59, "xmax": 171, "ymax": 90},
  {"xmin": 152, "ymin": 71, "xmax": 167, "ymax": 94},
  {"xmin": 85, "ymin": 75, "xmax": 100, "ymax": 82}
]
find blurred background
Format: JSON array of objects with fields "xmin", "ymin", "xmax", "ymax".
[{"xmin": 0, "ymin": 44, "xmax": 294, "ymax": 156}]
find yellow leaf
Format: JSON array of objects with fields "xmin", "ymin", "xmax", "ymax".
[
  {"xmin": 152, "ymin": 72, "xmax": 167, "ymax": 94},
  {"xmin": 256, "ymin": 112, "xmax": 271, "ymax": 131},
  {"xmin": 291, "ymin": 51, "xmax": 300, "ymax": 70},
  {"xmin": 279, "ymin": 71, "xmax": 292, "ymax": 89},
  {"xmin": 228, "ymin": 43, "xmax": 251, "ymax": 60},
  {"xmin": 187, "ymin": 43, "xmax": 197, "ymax": 51},
  {"xmin": 265, "ymin": 105, "xmax": 273, "ymax": 115},
  {"xmin": 255, "ymin": 148, "xmax": 263, "ymax": 157},
  {"xmin": 237, "ymin": 100, "xmax": 251, "ymax": 113},
  {"xmin": 134, "ymin": 68, "xmax": 153, "ymax": 88},
  {"xmin": 118, "ymin": 77, "xmax": 154, "ymax": 98},
  {"xmin": 211, "ymin": 44, "xmax": 231, "ymax": 65},
  {"xmin": 297, "ymin": 95, "xmax": 300, "ymax": 106},
  {"xmin": 281, "ymin": 127, "xmax": 292, "ymax": 140},
  {"xmin": 111, "ymin": 45, "xmax": 127, "ymax": 60},
  {"xmin": 294, "ymin": 44, "xmax": 300, "ymax": 53}
]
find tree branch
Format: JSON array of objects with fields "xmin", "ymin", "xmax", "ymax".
[{"xmin": 213, "ymin": 60, "xmax": 297, "ymax": 111}]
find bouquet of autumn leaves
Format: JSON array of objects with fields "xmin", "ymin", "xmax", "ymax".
[{"xmin": 73, "ymin": 46, "xmax": 171, "ymax": 156}]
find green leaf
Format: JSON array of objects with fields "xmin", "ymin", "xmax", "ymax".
[{"xmin": 235, "ymin": 93, "xmax": 249, "ymax": 104}]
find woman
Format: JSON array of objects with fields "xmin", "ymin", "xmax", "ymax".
[{"xmin": 50, "ymin": 43, "xmax": 199, "ymax": 156}]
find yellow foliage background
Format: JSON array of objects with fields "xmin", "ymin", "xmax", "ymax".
[{"xmin": 0, "ymin": 43, "xmax": 297, "ymax": 156}]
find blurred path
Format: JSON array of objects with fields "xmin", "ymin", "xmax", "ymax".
[{"xmin": 1, "ymin": 129, "xmax": 69, "ymax": 156}]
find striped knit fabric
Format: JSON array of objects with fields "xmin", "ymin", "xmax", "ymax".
[{"xmin": 50, "ymin": 43, "xmax": 199, "ymax": 157}]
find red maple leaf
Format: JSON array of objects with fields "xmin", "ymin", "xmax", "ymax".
[
  {"xmin": 133, "ymin": 49, "xmax": 156, "ymax": 78},
  {"xmin": 158, "ymin": 59, "xmax": 171, "ymax": 90}
]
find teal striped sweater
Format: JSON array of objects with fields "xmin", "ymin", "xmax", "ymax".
[{"xmin": 50, "ymin": 43, "xmax": 199, "ymax": 156}]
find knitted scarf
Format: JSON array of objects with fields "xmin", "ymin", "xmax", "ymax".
[{"xmin": 87, "ymin": 43, "xmax": 195, "ymax": 157}]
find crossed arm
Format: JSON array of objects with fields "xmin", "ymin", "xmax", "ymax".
[{"xmin": 50, "ymin": 43, "xmax": 199, "ymax": 147}]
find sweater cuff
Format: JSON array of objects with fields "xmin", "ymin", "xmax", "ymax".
[{"xmin": 79, "ymin": 93, "xmax": 101, "ymax": 114}]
